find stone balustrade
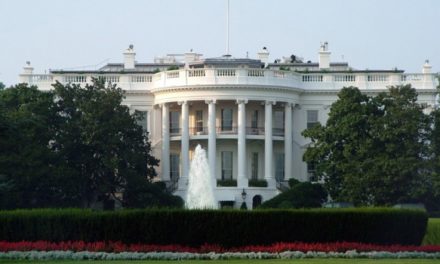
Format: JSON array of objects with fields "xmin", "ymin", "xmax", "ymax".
[{"xmin": 20, "ymin": 69, "xmax": 438, "ymax": 91}]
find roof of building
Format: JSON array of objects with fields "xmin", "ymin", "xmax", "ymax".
[{"xmin": 190, "ymin": 55, "xmax": 263, "ymax": 68}]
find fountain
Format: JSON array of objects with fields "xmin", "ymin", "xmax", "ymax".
[{"xmin": 186, "ymin": 144, "xmax": 218, "ymax": 209}]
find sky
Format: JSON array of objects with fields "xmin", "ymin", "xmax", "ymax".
[{"xmin": 0, "ymin": 0, "xmax": 439, "ymax": 86}]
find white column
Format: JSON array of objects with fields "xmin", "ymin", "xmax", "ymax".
[
  {"xmin": 179, "ymin": 101, "xmax": 189, "ymax": 188},
  {"xmin": 207, "ymin": 100, "xmax": 217, "ymax": 183},
  {"xmin": 237, "ymin": 99, "xmax": 248, "ymax": 188},
  {"xmin": 284, "ymin": 103, "xmax": 293, "ymax": 181},
  {"xmin": 161, "ymin": 103, "xmax": 170, "ymax": 181},
  {"xmin": 265, "ymin": 100, "xmax": 275, "ymax": 187}
]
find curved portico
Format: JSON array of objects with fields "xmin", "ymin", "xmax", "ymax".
[{"xmin": 154, "ymin": 80, "xmax": 300, "ymax": 203}]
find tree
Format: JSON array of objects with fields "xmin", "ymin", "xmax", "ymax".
[
  {"xmin": 0, "ymin": 82, "xmax": 5, "ymax": 90},
  {"xmin": 51, "ymin": 79, "xmax": 161, "ymax": 208},
  {"xmin": 428, "ymin": 78, "xmax": 440, "ymax": 210},
  {"xmin": 0, "ymin": 79, "xmax": 180, "ymax": 209},
  {"xmin": 303, "ymin": 85, "xmax": 433, "ymax": 207},
  {"xmin": 0, "ymin": 84, "xmax": 59, "ymax": 208}
]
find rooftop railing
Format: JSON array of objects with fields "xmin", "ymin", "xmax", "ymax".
[{"xmin": 20, "ymin": 69, "xmax": 438, "ymax": 91}]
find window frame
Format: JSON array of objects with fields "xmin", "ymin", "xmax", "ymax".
[
  {"xmin": 306, "ymin": 110, "xmax": 319, "ymax": 129},
  {"xmin": 221, "ymin": 108, "xmax": 233, "ymax": 131},
  {"xmin": 221, "ymin": 151, "xmax": 233, "ymax": 180}
]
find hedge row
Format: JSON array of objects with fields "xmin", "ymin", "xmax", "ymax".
[
  {"xmin": 423, "ymin": 218, "xmax": 440, "ymax": 245},
  {"xmin": 0, "ymin": 208, "xmax": 428, "ymax": 247}
]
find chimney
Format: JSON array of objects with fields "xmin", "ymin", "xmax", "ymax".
[
  {"xmin": 184, "ymin": 49, "xmax": 200, "ymax": 66},
  {"xmin": 318, "ymin": 42, "xmax": 331, "ymax": 69},
  {"xmin": 19, "ymin": 61, "xmax": 34, "ymax": 84},
  {"xmin": 23, "ymin": 61, "xmax": 34, "ymax": 74},
  {"xmin": 257, "ymin": 47, "xmax": 270, "ymax": 66},
  {"xmin": 422, "ymin": 59, "xmax": 432, "ymax": 74},
  {"xmin": 123, "ymin": 44, "xmax": 136, "ymax": 69}
]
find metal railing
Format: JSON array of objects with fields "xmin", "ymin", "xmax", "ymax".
[
  {"xmin": 189, "ymin": 126, "xmax": 208, "ymax": 135},
  {"xmin": 168, "ymin": 126, "xmax": 287, "ymax": 136},
  {"xmin": 169, "ymin": 127, "xmax": 181, "ymax": 136},
  {"xmin": 246, "ymin": 127, "xmax": 265, "ymax": 135},
  {"xmin": 273, "ymin": 128, "xmax": 285, "ymax": 136},
  {"xmin": 216, "ymin": 126, "xmax": 238, "ymax": 134}
]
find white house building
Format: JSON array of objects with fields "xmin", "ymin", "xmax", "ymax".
[{"xmin": 19, "ymin": 43, "xmax": 439, "ymax": 209}]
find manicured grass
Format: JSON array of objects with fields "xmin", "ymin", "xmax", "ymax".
[
  {"xmin": 1, "ymin": 260, "xmax": 440, "ymax": 264},
  {"xmin": 423, "ymin": 218, "xmax": 440, "ymax": 245}
]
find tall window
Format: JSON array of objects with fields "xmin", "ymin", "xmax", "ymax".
[
  {"xmin": 251, "ymin": 152, "xmax": 258, "ymax": 180},
  {"xmin": 275, "ymin": 153, "xmax": 285, "ymax": 181},
  {"xmin": 221, "ymin": 108, "xmax": 233, "ymax": 131},
  {"xmin": 274, "ymin": 111, "xmax": 284, "ymax": 129},
  {"xmin": 169, "ymin": 111, "xmax": 180, "ymax": 134},
  {"xmin": 274, "ymin": 111, "xmax": 284, "ymax": 136},
  {"xmin": 221, "ymin": 151, "xmax": 233, "ymax": 180},
  {"xmin": 170, "ymin": 154, "xmax": 180, "ymax": 180},
  {"xmin": 135, "ymin": 110, "xmax": 148, "ymax": 132},
  {"xmin": 251, "ymin": 110, "xmax": 259, "ymax": 129},
  {"xmin": 307, "ymin": 110, "xmax": 319, "ymax": 129},
  {"xmin": 195, "ymin": 110, "xmax": 203, "ymax": 132}
]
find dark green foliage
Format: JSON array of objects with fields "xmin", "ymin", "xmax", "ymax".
[
  {"xmin": 50, "ymin": 79, "xmax": 160, "ymax": 207},
  {"xmin": 248, "ymin": 179, "xmax": 268, "ymax": 187},
  {"xmin": 288, "ymin": 178, "xmax": 300, "ymax": 188},
  {"xmin": 166, "ymin": 65, "xmax": 179, "ymax": 71},
  {"xmin": 123, "ymin": 181, "xmax": 183, "ymax": 208},
  {"xmin": 0, "ymin": 208, "xmax": 427, "ymax": 246},
  {"xmin": 217, "ymin": 179, "xmax": 237, "ymax": 187},
  {"xmin": 0, "ymin": 82, "xmax": 5, "ymax": 90},
  {"xmin": 259, "ymin": 182, "xmax": 327, "ymax": 209},
  {"xmin": 303, "ymin": 85, "xmax": 438, "ymax": 209},
  {"xmin": 0, "ymin": 84, "xmax": 59, "ymax": 208},
  {"xmin": 0, "ymin": 80, "xmax": 179, "ymax": 209}
]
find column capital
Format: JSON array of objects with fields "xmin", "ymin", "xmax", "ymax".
[
  {"xmin": 264, "ymin": 100, "xmax": 276, "ymax": 105},
  {"xmin": 177, "ymin": 100, "xmax": 188, "ymax": 106},
  {"xmin": 284, "ymin": 102, "xmax": 294, "ymax": 108},
  {"xmin": 205, "ymin": 99, "xmax": 217, "ymax": 104},
  {"xmin": 236, "ymin": 99, "xmax": 248, "ymax": 104},
  {"xmin": 158, "ymin": 103, "xmax": 169, "ymax": 108}
]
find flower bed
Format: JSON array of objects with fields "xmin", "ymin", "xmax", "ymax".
[{"xmin": 1, "ymin": 241, "xmax": 440, "ymax": 259}]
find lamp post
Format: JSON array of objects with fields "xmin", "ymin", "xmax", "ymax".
[
  {"xmin": 241, "ymin": 188, "xmax": 247, "ymax": 201},
  {"xmin": 240, "ymin": 189, "xmax": 247, "ymax": 210}
]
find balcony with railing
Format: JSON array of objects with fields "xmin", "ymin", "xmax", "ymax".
[
  {"xmin": 217, "ymin": 126, "xmax": 238, "ymax": 135},
  {"xmin": 169, "ymin": 127, "xmax": 181, "ymax": 136},
  {"xmin": 246, "ymin": 127, "xmax": 265, "ymax": 135},
  {"xmin": 272, "ymin": 128, "xmax": 285, "ymax": 137},
  {"xmin": 189, "ymin": 126, "xmax": 208, "ymax": 136},
  {"xmin": 168, "ymin": 126, "xmax": 288, "ymax": 139}
]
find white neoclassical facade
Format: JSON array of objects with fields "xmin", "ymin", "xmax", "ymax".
[{"xmin": 19, "ymin": 43, "xmax": 439, "ymax": 208}]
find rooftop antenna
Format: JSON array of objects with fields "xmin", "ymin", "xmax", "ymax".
[{"xmin": 226, "ymin": 0, "xmax": 230, "ymax": 56}]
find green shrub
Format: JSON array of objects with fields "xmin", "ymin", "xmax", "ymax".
[
  {"xmin": 423, "ymin": 218, "xmax": 440, "ymax": 245},
  {"xmin": 248, "ymin": 179, "xmax": 268, "ymax": 187},
  {"xmin": 288, "ymin": 178, "xmax": 300, "ymax": 188},
  {"xmin": 0, "ymin": 208, "xmax": 427, "ymax": 246},
  {"xmin": 217, "ymin": 179, "xmax": 237, "ymax": 187},
  {"xmin": 259, "ymin": 182, "xmax": 327, "ymax": 209}
]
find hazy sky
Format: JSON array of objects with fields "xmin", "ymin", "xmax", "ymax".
[{"xmin": 0, "ymin": 0, "xmax": 439, "ymax": 86}]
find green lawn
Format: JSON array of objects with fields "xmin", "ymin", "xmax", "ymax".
[{"xmin": 1, "ymin": 260, "xmax": 439, "ymax": 264}]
